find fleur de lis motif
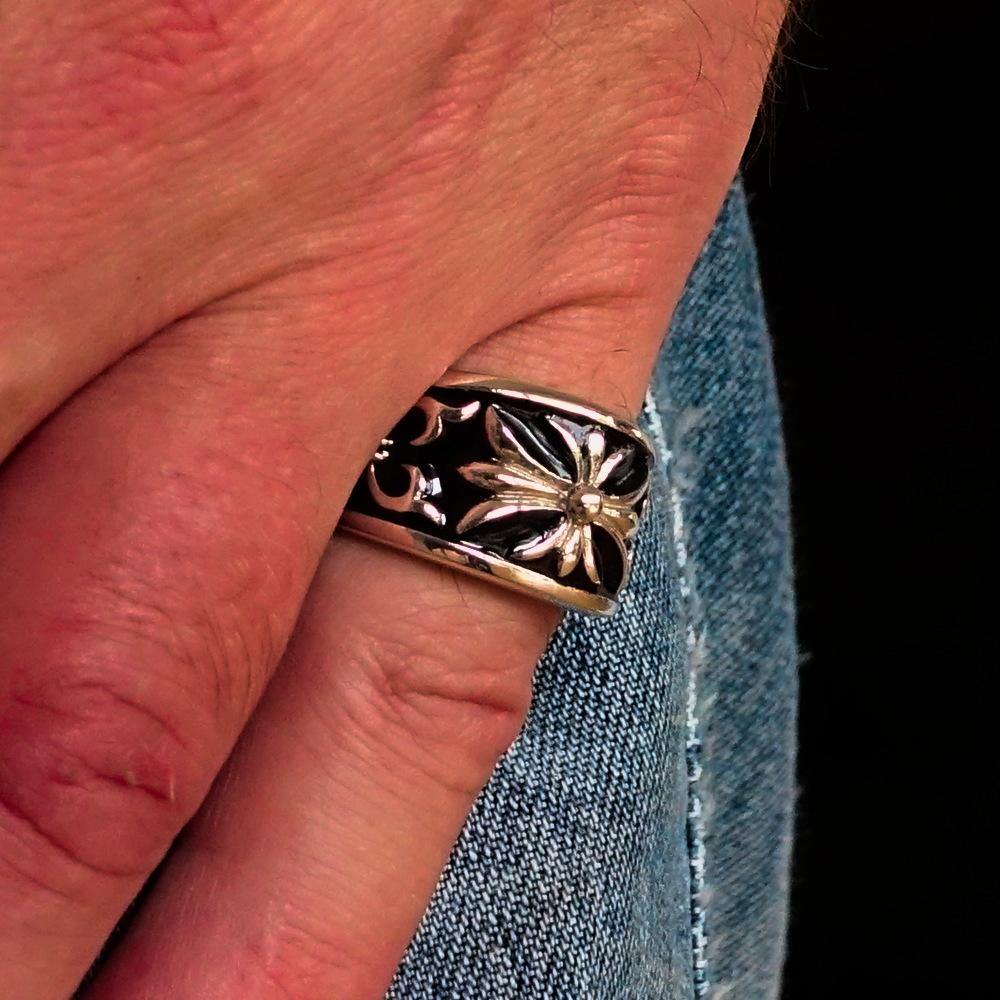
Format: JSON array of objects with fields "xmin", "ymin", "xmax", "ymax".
[
  {"xmin": 365, "ymin": 395, "xmax": 481, "ymax": 526},
  {"xmin": 410, "ymin": 397, "xmax": 481, "ymax": 445},
  {"xmin": 366, "ymin": 454, "xmax": 445, "ymax": 526},
  {"xmin": 457, "ymin": 406, "xmax": 647, "ymax": 585}
]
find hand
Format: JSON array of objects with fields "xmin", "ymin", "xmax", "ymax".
[{"xmin": 0, "ymin": 2, "xmax": 784, "ymax": 996}]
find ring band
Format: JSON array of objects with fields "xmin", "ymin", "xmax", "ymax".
[{"xmin": 341, "ymin": 372, "xmax": 654, "ymax": 616}]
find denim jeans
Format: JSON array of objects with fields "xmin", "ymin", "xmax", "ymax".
[{"xmin": 388, "ymin": 184, "xmax": 797, "ymax": 1000}]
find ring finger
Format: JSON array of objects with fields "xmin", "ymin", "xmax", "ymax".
[{"xmin": 82, "ymin": 330, "xmax": 661, "ymax": 1000}]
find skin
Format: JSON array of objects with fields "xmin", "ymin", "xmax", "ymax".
[{"xmin": 0, "ymin": 2, "xmax": 785, "ymax": 997}]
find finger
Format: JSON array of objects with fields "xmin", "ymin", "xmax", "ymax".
[
  {"xmin": 82, "ymin": 329, "xmax": 659, "ymax": 1000},
  {"xmin": 0, "ymin": 295, "xmax": 469, "ymax": 999},
  {"xmin": 87, "ymin": 535, "xmax": 557, "ymax": 1000}
]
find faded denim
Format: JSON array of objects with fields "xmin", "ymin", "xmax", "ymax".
[{"xmin": 388, "ymin": 184, "xmax": 797, "ymax": 1000}]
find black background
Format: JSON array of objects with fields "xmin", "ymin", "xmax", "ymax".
[{"xmin": 741, "ymin": 2, "xmax": 987, "ymax": 995}]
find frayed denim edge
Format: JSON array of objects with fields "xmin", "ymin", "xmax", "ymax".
[{"xmin": 644, "ymin": 390, "xmax": 709, "ymax": 999}]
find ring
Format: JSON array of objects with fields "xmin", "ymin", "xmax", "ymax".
[{"xmin": 341, "ymin": 372, "xmax": 654, "ymax": 616}]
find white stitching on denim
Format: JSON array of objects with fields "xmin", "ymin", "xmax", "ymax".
[{"xmin": 644, "ymin": 389, "xmax": 710, "ymax": 999}]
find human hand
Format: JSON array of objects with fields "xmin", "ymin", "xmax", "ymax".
[{"xmin": 0, "ymin": 2, "xmax": 784, "ymax": 996}]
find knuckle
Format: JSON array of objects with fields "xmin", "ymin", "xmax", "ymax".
[
  {"xmin": 0, "ymin": 650, "xmax": 213, "ymax": 886},
  {"xmin": 339, "ymin": 603, "xmax": 545, "ymax": 794},
  {"xmin": 241, "ymin": 915, "xmax": 379, "ymax": 1000}
]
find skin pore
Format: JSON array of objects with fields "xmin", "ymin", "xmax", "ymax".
[{"xmin": 0, "ymin": 2, "xmax": 785, "ymax": 997}]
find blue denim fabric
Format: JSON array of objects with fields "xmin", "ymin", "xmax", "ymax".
[{"xmin": 388, "ymin": 184, "xmax": 797, "ymax": 1000}]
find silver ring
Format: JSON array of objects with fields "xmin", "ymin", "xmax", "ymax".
[{"xmin": 341, "ymin": 372, "xmax": 653, "ymax": 616}]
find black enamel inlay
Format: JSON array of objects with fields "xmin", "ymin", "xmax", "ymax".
[{"xmin": 346, "ymin": 386, "xmax": 651, "ymax": 599}]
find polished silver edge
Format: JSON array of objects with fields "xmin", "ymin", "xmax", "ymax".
[
  {"xmin": 340, "ymin": 512, "xmax": 619, "ymax": 617},
  {"xmin": 436, "ymin": 371, "xmax": 654, "ymax": 458}
]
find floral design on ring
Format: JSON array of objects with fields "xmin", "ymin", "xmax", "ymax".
[{"xmin": 457, "ymin": 405, "xmax": 647, "ymax": 585}]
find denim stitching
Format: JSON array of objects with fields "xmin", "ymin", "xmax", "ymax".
[{"xmin": 645, "ymin": 389, "xmax": 710, "ymax": 999}]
